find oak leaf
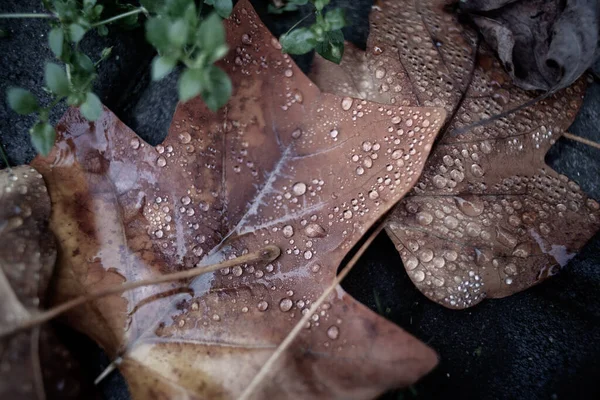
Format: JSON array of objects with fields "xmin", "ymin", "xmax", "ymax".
[
  {"xmin": 310, "ymin": 0, "xmax": 600, "ymax": 309},
  {"xmin": 31, "ymin": 1, "xmax": 447, "ymax": 398}
]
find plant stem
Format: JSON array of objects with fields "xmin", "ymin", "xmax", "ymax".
[
  {"xmin": 239, "ymin": 225, "xmax": 384, "ymax": 400},
  {"xmin": 90, "ymin": 7, "xmax": 146, "ymax": 27},
  {"xmin": 563, "ymin": 132, "xmax": 600, "ymax": 150},
  {"xmin": 0, "ymin": 13, "xmax": 55, "ymax": 19},
  {"xmin": 284, "ymin": 12, "xmax": 313, "ymax": 35},
  {"xmin": 0, "ymin": 245, "xmax": 280, "ymax": 338}
]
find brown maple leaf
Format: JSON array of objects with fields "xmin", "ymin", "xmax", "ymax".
[
  {"xmin": 310, "ymin": 0, "xmax": 600, "ymax": 309},
  {"xmin": 29, "ymin": 1, "xmax": 447, "ymax": 398},
  {"xmin": 0, "ymin": 166, "xmax": 95, "ymax": 400}
]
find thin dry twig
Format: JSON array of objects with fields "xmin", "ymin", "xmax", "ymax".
[
  {"xmin": 238, "ymin": 224, "xmax": 385, "ymax": 400},
  {"xmin": 562, "ymin": 132, "xmax": 600, "ymax": 150},
  {"xmin": 0, "ymin": 245, "xmax": 281, "ymax": 338}
]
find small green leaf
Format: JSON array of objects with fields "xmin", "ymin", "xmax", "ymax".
[
  {"xmin": 324, "ymin": 8, "xmax": 346, "ymax": 31},
  {"xmin": 280, "ymin": 28, "xmax": 317, "ymax": 54},
  {"xmin": 168, "ymin": 19, "xmax": 189, "ymax": 47},
  {"xmin": 7, "ymin": 88, "xmax": 39, "ymax": 115},
  {"xmin": 80, "ymin": 92, "xmax": 103, "ymax": 121},
  {"xmin": 48, "ymin": 28, "xmax": 64, "ymax": 58},
  {"xmin": 74, "ymin": 52, "xmax": 95, "ymax": 73},
  {"xmin": 69, "ymin": 23, "xmax": 86, "ymax": 43},
  {"xmin": 315, "ymin": 29, "xmax": 344, "ymax": 64},
  {"xmin": 201, "ymin": 65, "xmax": 231, "ymax": 111},
  {"xmin": 44, "ymin": 63, "xmax": 70, "ymax": 96},
  {"xmin": 97, "ymin": 25, "xmax": 109, "ymax": 36},
  {"xmin": 146, "ymin": 18, "xmax": 170, "ymax": 52},
  {"xmin": 178, "ymin": 68, "xmax": 203, "ymax": 102},
  {"xmin": 204, "ymin": 0, "xmax": 233, "ymax": 18},
  {"xmin": 197, "ymin": 13, "xmax": 226, "ymax": 59},
  {"xmin": 30, "ymin": 122, "xmax": 56, "ymax": 156},
  {"xmin": 100, "ymin": 47, "xmax": 112, "ymax": 60},
  {"xmin": 313, "ymin": 0, "xmax": 330, "ymax": 11},
  {"xmin": 151, "ymin": 55, "xmax": 177, "ymax": 80},
  {"xmin": 93, "ymin": 4, "xmax": 104, "ymax": 18}
]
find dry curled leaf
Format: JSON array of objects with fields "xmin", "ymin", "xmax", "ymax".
[
  {"xmin": 460, "ymin": 0, "xmax": 600, "ymax": 91},
  {"xmin": 31, "ymin": 1, "xmax": 447, "ymax": 398},
  {"xmin": 0, "ymin": 166, "xmax": 92, "ymax": 399},
  {"xmin": 310, "ymin": 0, "xmax": 600, "ymax": 309}
]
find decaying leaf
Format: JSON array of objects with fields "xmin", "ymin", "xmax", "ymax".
[
  {"xmin": 31, "ymin": 1, "xmax": 447, "ymax": 398},
  {"xmin": 460, "ymin": 0, "xmax": 600, "ymax": 91},
  {"xmin": 0, "ymin": 166, "xmax": 92, "ymax": 399},
  {"xmin": 310, "ymin": 0, "xmax": 600, "ymax": 309}
]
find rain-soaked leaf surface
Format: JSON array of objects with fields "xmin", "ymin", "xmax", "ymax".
[
  {"xmin": 310, "ymin": 0, "xmax": 600, "ymax": 309},
  {"xmin": 31, "ymin": 1, "xmax": 446, "ymax": 398},
  {"xmin": 0, "ymin": 166, "xmax": 93, "ymax": 399}
]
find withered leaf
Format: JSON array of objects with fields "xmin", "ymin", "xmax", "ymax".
[
  {"xmin": 31, "ymin": 1, "xmax": 446, "ymax": 398},
  {"xmin": 0, "ymin": 166, "xmax": 93, "ymax": 399},
  {"xmin": 310, "ymin": 0, "xmax": 600, "ymax": 309}
]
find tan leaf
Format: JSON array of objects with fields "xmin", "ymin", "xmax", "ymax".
[
  {"xmin": 30, "ymin": 1, "xmax": 446, "ymax": 398},
  {"xmin": 0, "ymin": 166, "xmax": 94, "ymax": 399},
  {"xmin": 310, "ymin": 0, "xmax": 600, "ymax": 309}
]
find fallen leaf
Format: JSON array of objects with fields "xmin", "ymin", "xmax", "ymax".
[
  {"xmin": 31, "ymin": 1, "xmax": 447, "ymax": 398},
  {"xmin": 310, "ymin": 0, "xmax": 600, "ymax": 309},
  {"xmin": 0, "ymin": 166, "xmax": 94, "ymax": 399},
  {"xmin": 460, "ymin": 0, "xmax": 600, "ymax": 91}
]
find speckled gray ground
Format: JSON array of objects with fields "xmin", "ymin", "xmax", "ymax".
[{"xmin": 1, "ymin": 1, "xmax": 599, "ymax": 399}]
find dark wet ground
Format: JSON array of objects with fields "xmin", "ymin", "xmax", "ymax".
[{"xmin": 1, "ymin": 1, "xmax": 599, "ymax": 399}]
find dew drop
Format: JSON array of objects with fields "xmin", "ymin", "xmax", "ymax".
[
  {"xmin": 305, "ymin": 223, "xmax": 326, "ymax": 238},
  {"xmin": 130, "ymin": 138, "xmax": 140, "ymax": 149},
  {"xmin": 391, "ymin": 149, "xmax": 403, "ymax": 159},
  {"xmin": 368, "ymin": 190, "xmax": 380, "ymax": 200},
  {"xmin": 292, "ymin": 182, "xmax": 307, "ymax": 196},
  {"xmin": 279, "ymin": 298, "xmax": 293, "ymax": 312},
  {"xmin": 455, "ymin": 196, "xmax": 484, "ymax": 217},
  {"xmin": 181, "ymin": 196, "xmax": 191, "ymax": 205},
  {"xmin": 327, "ymin": 325, "xmax": 340, "ymax": 340},
  {"xmin": 405, "ymin": 256, "xmax": 419, "ymax": 270},
  {"xmin": 343, "ymin": 210, "xmax": 353, "ymax": 219},
  {"xmin": 178, "ymin": 132, "xmax": 191, "ymax": 144},
  {"xmin": 443, "ymin": 215, "xmax": 459, "ymax": 229},
  {"xmin": 412, "ymin": 270, "xmax": 426, "ymax": 282},
  {"xmin": 417, "ymin": 211, "xmax": 433, "ymax": 226},
  {"xmin": 304, "ymin": 250, "xmax": 313, "ymax": 260},
  {"xmin": 341, "ymin": 97, "xmax": 353, "ymax": 111},
  {"xmin": 329, "ymin": 129, "xmax": 339, "ymax": 139},
  {"xmin": 157, "ymin": 156, "xmax": 167, "ymax": 167},
  {"xmin": 257, "ymin": 301, "xmax": 269, "ymax": 311},
  {"xmin": 282, "ymin": 225, "xmax": 294, "ymax": 238}
]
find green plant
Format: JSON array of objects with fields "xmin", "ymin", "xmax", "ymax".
[
  {"xmin": 2, "ymin": 0, "xmax": 233, "ymax": 155},
  {"xmin": 272, "ymin": 0, "xmax": 346, "ymax": 64}
]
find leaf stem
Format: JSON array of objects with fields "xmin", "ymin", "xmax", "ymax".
[
  {"xmin": 239, "ymin": 225, "xmax": 384, "ymax": 400},
  {"xmin": 0, "ymin": 245, "xmax": 280, "ymax": 338},
  {"xmin": 90, "ymin": 7, "xmax": 146, "ymax": 28},
  {"xmin": 0, "ymin": 13, "xmax": 55, "ymax": 19}
]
